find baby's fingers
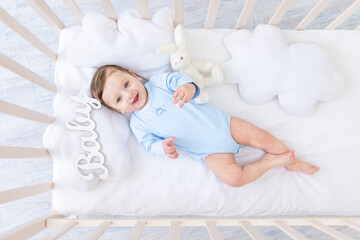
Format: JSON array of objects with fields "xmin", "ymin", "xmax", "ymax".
[
  {"xmin": 167, "ymin": 151, "xmax": 179, "ymax": 159},
  {"xmin": 164, "ymin": 137, "xmax": 177, "ymax": 145},
  {"xmin": 173, "ymin": 91, "xmax": 185, "ymax": 105},
  {"xmin": 163, "ymin": 137, "xmax": 176, "ymax": 151},
  {"xmin": 179, "ymin": 94, "xmax": 190, "ymax": 108},
  {"xmin": 179, "ymin": 99, "xmax": 185, "ymax": 108},
  {"xmin": 165, "ymin": 144, "xmax": 177, "ymax": 153},
  {"xmin": 172, "ymin": 89, "xmax": 181, "ymax": 102}
]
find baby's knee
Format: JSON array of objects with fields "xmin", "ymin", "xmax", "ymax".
[{"xmin": 224, "ymin": 171, "xmax": 246, "ymax": 187}]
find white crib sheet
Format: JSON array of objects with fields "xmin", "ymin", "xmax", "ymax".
[{"xmin": 51, "ymin": 28, "xmax": 360, "ymax": 217}]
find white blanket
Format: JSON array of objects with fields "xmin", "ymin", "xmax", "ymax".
[{"xmin": 49, "ymin": 24, "xmax": 360, "ymax": 216}]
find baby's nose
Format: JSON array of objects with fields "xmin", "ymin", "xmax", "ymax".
[{"xmin": 126, "ymin": 92, "xmax": 135, "ymax": 102}]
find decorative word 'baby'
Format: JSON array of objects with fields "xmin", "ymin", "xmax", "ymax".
[{"xmin": 65, "ymin": 92, "xmax": 109, "ymax": 181}]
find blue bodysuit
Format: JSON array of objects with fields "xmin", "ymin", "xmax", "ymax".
[{"xmin": 130, "ymin": 72, "xmax": 241, "ymax": 160}]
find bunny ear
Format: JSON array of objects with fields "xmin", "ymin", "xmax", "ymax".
[
  {"xmin": 157, "ymin": 44, "xmax": 177, "ymax": 54},
  {"xmin": 174, "ymin": 24, "xmax": 186, "ymax": 48}
]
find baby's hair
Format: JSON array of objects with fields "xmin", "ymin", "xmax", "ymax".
[{"xmin": 90, "ymin": 65, "xmax": 128, "ymax": 111}]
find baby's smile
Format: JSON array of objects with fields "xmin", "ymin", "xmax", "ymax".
[{"xmin": 133, "ymin": 94, "xmax": 139, "ymax": 104}]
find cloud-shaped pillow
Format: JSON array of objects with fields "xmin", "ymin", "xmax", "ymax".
[
  {"xmin": 61, "ymin": 8, "xmax": 174, "ymax": 79},
  {"xmin": 221, "ymin": 24, "xmax": 345, "ymax": 116},
  {"xmin": 43, "ymin": 82, "xmax": 132, "ymax": 191}
]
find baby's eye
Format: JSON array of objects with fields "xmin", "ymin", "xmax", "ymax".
[
  {"xmin": 125, "ymin": 82, "xmax": 129, "ymax": 88},
  {"xmin": 180, "ymin": 57, "xmax": 183, "ymax": 60},
  {"xmin": 117, "ymin": 97, "xmax": 121, "ymax": 103}
]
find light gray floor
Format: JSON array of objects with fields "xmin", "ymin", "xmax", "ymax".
[{"xmin": 1, "ymin": 0, "xmax": 360, "ymax": 239}]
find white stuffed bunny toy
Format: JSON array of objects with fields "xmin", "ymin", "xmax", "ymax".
[{"xmin": 157, "ymin": 24, "xmax": 224, "ymax": 104}]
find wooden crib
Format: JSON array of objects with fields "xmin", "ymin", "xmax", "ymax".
[{"xmin": 1, "ymin": 0, "xmax": 360, "ymax": 239}]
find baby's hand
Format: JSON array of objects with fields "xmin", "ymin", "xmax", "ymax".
[
  {"xmin": 172, "ymin": 83, "xmax": 196, "ymax": 108},
  {"xmin": 163, "ymin": 137, "xmax": 179, "ymax": 159}
]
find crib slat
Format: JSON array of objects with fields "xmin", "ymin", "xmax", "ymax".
[
  {"xmin": 0, "ymin": 7, "xmax": 57, "ymax": 61},
  {"xmin": 126, "ymin": 221, "xmax": 146, "ymax": 240},
  {"xmin": 63, "ymin": 0, "xmax": 84, "ymax": 25},
  {"xmin": 343, "ymin": 220, "xmax": 360, "ymax": 232},
  {"xmin": 239, "ymin": 221, "xmax": 267, "ymax": 240},
  {"xmin": 205, "ymin": 221, "xmax": 224, "ymax": 240},
  {"xmin": 0, "ymin": 100, "xmax": 55, "ymax": 124},
  {"xmin": 85, "ymin": 221, "xmax": 112, "ymax": 240},
  {"xmin": 0, "ymin": 212, "xmax": 58, "ymax": 240},
  {"xmin": 169, "ymin": 221, "xmax": 181, "ymax": 240},
  {"xmin": 173, "ymin": 0, "xmax": 184, "ymax": 26},
  {"xmin": 273, "ymin": 220, "xmax": 310, "ymax": 240},
  {"xmin": 43, "ymin": 222, "xmax": 77, "ymax": 240},
  {"xmin": 24, "ymin": 0, "xmax": 65, "ymax": 34},
  {"xmin": 0, "ymin": 146, "xmax": 51, "ymax": 159},
  {"xmin": 136, "ymin": 0, "xmax": 150, "ymax": 20},
  {"xmin": 235, "ymin": 0, "xmax": 257, "ymax": 29},
  {"xmin": 326, "ymin": 0, "xmax": 360, "ymax": 30},
  {"xmin": 295, "ymin": 0, "xmax": 331, "ymax": 30},
  {"xmin": 204, "ymin": 0, "xmax": 221, "ymax": 29},
  {"xmin": 268, "ymin": 0, "xmax": 295, "ymax": 26},
  {"xmin": 308, "ymin": 220, "xmax": 355, "ymax": 240},
  {"xmin": 99, "ymin": 0, "xmax": 117, "ymax": 20},
  {"xmin": 0, "ymin": 53, "xmax": 57, "ymax": 93},
  {"xmin": 0, "ymin": 182, "xmax": 53, "ymax": 204}
]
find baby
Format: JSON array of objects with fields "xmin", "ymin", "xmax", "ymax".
[{"xmin": 91, "ymin": 65, "xmax": 320, "ymax": 187}]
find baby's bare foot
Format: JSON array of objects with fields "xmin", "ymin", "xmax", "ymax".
[
  {"xmin": 285, "ymin": 159, "xmax": 320, "ymax": 175},
  {"xmin": 263, "ymin": 151, "xmax": 295, "ymax": 167}
]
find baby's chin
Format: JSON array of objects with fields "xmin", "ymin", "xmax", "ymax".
[{"xmin": 135, "ymin": 101, "xmax": 146, "ymax": 111}]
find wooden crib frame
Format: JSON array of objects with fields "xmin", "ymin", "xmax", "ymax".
[{"xmin": 1, "ymin": 0, "xmax": 360, "ymax": 239}]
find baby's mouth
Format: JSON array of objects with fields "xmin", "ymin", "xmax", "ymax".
[{"xmin": 133, "ymin": 94, "xmax": 139, "ymax": 104}]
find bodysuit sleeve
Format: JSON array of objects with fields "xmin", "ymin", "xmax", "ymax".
[
  {"xmin": 149, "ymin": 72, "xmax": 200, "ymax": 99},
  {"xmin": 130, "ymin": 120, "xmax": 166, "ymax": 157}
]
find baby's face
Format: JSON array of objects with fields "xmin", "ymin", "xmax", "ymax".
[{"xmin": 102, "ymin": 69, "xmax": 147, "ymax": 113}]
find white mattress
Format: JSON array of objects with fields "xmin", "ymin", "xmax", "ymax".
[{"xmin": 51, "ymin": 28, "xmax": 360, "ymax": 217}]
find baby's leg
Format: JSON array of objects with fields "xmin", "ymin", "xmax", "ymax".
[
  {"xmin": 230, "ymin": 117, "xmax": 319, "ymax": 175},
  {"xmin": 230, "ymin": 117, "xmax": 287, "ymax": 154},
  {"xmin": 204, "ymin": 152, "xmax": 295, "ymax": 187}
]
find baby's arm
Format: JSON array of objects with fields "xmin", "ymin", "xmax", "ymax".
[
  {"xmin": 131, "ymin": 121, "xmax": 179, "ymax": 158},
  {"xmin": 149, "ymin": 72, "xmax": 200, "ymax": 103}
]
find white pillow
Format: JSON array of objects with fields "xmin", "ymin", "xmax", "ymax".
[
  {"xmin": 221, "ymin": 24, "xmax": 345, "ymax": 116},
  {"xmin": 43, "ymin": 82, "xmax": 132, "ymax": 191},
  {"xmin": 61, "ymin": 8, "xmax": 174, "ymax": 79}
]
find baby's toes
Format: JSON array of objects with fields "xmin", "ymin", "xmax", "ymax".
[{"xmin": 308, "ymin": 166, "xmax": 320, "ymax": 174}]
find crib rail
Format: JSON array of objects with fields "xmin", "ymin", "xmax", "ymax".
[
  {"xmin": 235, "ymin": 0, "xmax": 257, "ymax": 29},
  {"xmin": 0, "ymin": 7, "xmax": 57, "ymax": 61},
  {"xmin": 2, "ymin": 215, "xmax": 360, "ymax": 240},
  {"xmin": 268, "ymin": 0, "xmax": 295, "ymax": 26},
  {"xmin": 326, "ymin": 0, "xmax": 360, "ymax": 30},
  {"xmin": 173, "ymin": 0, "xmax": 184, "ymax": 27},
  {"xmin": 295, "ymin": 0, "xmax": 331, "ymax": 30},
  {"xmin": 0, "ymin": 53, "xmax": 56, "ymax": 93},
  {"xmin": 1, "ymin": 0, "xmax": 360, "ymax": 239},
  {"xmin": 0, "ymin": 146, "xmax": 50, "ymax": 159},
  {"xmin": 0, "ymin": 182, "xmax": 53, "ymax": 204},
  {"xmin": 0, "ymin": 100, "xmax": 55, "ymax": 124},
  {"xmin": 24, "ymin": 0, "xmax": 65, "ymax": 34},
  {"xmin": 63, "ymin": 0, "xmax": 84, "ymax": 25},
  {"xmin": 0, "ymin": 212, "xmax": 59, "ymax": 240},
  {"xmin": 100, "ymin": 0, "xmax": 118, "ymax": 20},
  {"xmin": 205, "ymin": 0, "xmax": 221, "ymax": 29}
]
